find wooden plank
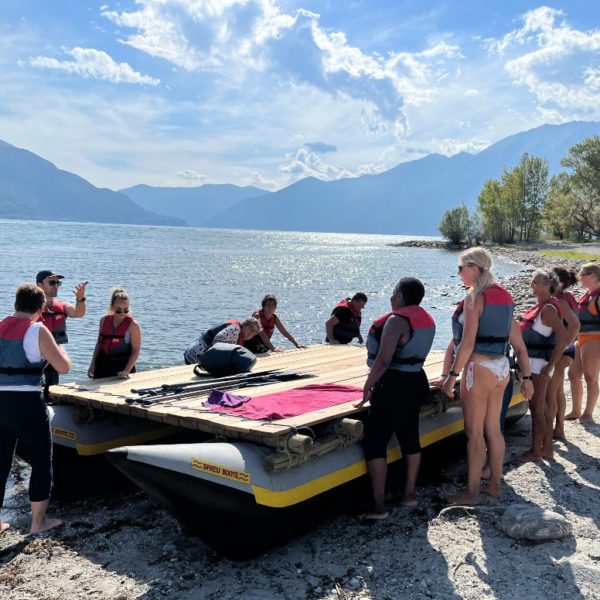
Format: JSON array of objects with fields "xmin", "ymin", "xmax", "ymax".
[{"xmin": 49, "ymin": 346, "xmax": 446, "ymax": 446}]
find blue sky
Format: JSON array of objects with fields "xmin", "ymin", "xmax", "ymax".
[{"xmin": 0, "ymin": 1, "xmax": 599, "ymax": 191}]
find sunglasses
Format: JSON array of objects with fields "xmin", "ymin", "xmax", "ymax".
[
  {"xmin": 114, "ymin": 308, "xmax": 130, "ymax": 314},
  {"xmin": 458, "ymin": 263, "xmax": 477, "ymax": 273},
  {"xmin": 47, "ymin": 280, "xmax": 62, "ymax": 286}
]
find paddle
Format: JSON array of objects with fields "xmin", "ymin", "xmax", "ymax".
[{"xmin": 125, "ymin": 370, "xmax": 313, "ymax": 405}]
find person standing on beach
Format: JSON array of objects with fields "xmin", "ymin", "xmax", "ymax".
[
  {"xmin": 518, "ymin": 269, "xmax": 569, "ymax": 462},
  {"xmin": 88, "ymin": 288, "xmax": 141, "ymax": 379},
  {"xmin": 441, "ymin": 247, "xmax": 533, "ymax": 505},
  {"xmin": 567, "ymin": 262, "xmax": 600, "ymax": 423},
  {"xmin": 326, "ymin": 293, "xmax": 367, "ymax": 344},
  {"xmin": 548, "ymin": 267, "xmax": 580, "ymax": 440},
  {"xmin": 36, "ymin": 270, "xmax": 88, "ymax": 397},
  {"xmin": 0, "ymin": 284, "xmax": 71, "ymax": 535},
  {"xmin": 356, "ymin": 278, "xmax": 435, "ymax": 519}
]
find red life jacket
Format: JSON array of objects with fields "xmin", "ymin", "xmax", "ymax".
[
  {"xmin": 0, "ymin": 317, "xmax": 46, "ymax": 386},
  {"xmin": 556, "ymin": 291, "xmax": 578, "ymax": 312},
  {"xmin": 99, "ymin": 315, "xmax": 133, "ymax": 355},
  {"xmin": 257, "ymin": 309, "xmax": 276, "ymax": 339},
  {"xmin": 367, "ymin": 305, "xmax": 436, "ymax": 372},
  {"xmin": 335, "ymin": 298, "xmax": 362, "ymax": 327},
  {"xmin": 40, "ymin": 299, "xmax": 68, "ymax": 344},
  {"xmin": 577, "ymin": 288, "xmax": 600, "ymax": 333},
  {"xmin": 519, "ymin": 298, "xmax": 563, "ymax": 359}
]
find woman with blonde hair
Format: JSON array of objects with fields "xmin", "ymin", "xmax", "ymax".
[
  {"xmin": 567, "ymin": 262, "xmax": 600, "ymax": 423},
  {"xmin": 441, "ymin": 247, "xmax": 533, "ymax": 504},
  {"xmin": 88, "ymin": 288, "xmax": 141, "ymax": 379}
]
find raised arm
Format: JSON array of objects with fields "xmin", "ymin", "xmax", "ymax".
[{"xmin": 64, "ymin": 280, "xmax": 89, "ymax": 318}]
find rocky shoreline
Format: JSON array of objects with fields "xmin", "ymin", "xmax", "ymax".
[{"xmin": 1, "ymin": 241, "xmax": 600, "ymax": 600}]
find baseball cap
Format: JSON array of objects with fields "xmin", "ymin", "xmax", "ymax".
[{"xmin": 36, "ymin": 270, "xmax": 64, "ymax": 283}]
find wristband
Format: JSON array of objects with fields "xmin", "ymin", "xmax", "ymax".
[
  {"xmin": 449, "ymin": 369, "xmax": 460, "ymax": 377},
  {"xmin": 77, "ymin": 297, "xmax": 86, "ymax": 302},
  {"xmin": 521, "ymin": 375, "xmax": 532, "ymax": 380}
]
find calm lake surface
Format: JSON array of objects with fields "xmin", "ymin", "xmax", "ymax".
[{"xmin": 0, "ymin": 220, "xmax": 521, "ymax": 381}]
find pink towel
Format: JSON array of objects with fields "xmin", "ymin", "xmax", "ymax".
[{"xmin": 208, "ymin": 383, "xmax": 362, "ymax": 420}]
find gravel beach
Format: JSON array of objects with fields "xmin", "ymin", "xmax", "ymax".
[{"xmin": 1, "ymin": 241, "xmax": 599, "ymax": 600}]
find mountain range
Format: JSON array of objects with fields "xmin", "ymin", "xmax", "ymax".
[{"xmin": 1, "ymin": 121, "xmax": 599, "ymax": 234}]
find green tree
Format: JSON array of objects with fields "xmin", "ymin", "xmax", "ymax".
[
  {"xmin": 520, "ymin": 153, "xmax": 549, "ymax": 240},
  {"xmin": 439, "ymin": 203, "xmax": 471, "ymax": 244},
  {"xmin": 477, "ymin": 179, "xmax": 511, "ymax": 243},
  {"xmin": 543, "ymin": 173, "xmax": 578, "ymax": 240},
  {"xmin": 561, "ymin": 136, "xmax": 600, "ymax": 238}
]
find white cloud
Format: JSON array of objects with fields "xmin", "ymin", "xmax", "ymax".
[
  {"xmin": 430, "ymin": 137, "xmax": 490, "ymax": 156},
  {"xmin": 29, "ymin": 47, "xmax": 159, "ymax": 85},
  {"xmin": 489, "ymin": 7, "xmax": 600, "ymax": 114},
  {"xmin": 464, "ymin": 88, "xmax": 479, "ymax": 96},
  {"xmin": 246, "ymin": 172, "xmax": 278, "ymax": 191},
  {"xmin": 176, "ymin": 169, "xmax": 208, "ymax": 183}
]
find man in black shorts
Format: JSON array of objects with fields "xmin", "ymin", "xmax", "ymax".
[{"xmin": 355, "ymin": 278, "xmax": 435, "ymax": 519}]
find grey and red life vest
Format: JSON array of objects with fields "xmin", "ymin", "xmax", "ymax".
[
  {"xmin": 99, "ymin": 315, "xmax": 134, "ymax": 357},
  {"xmin": 331, "ymin": 298, "xmax": 362, "ymax": 343},
  {"xmin": 202, "ymin": 320, "xmax": 243, "ymax": 346},
  {"xmin": 367, "ymin": 305, "xmax": 436, "ymax": 372},
  {"xmin": 0, "ymin": 317, "xmax": 46, "ymax": 387},
  {"xmin": 41, "ymin": 300, "xmax": 68, "ymax": 344},
  {"xmin": 577, "ymin": 288, "xmax": 600, "ymax": 333},
  {"xmin": 452, "ymin": 284, "xmax": 514, "ymax": 356},
  {"xmin": 519, "ymin": 298, "xmax": 563, "ymax": 360},
  {"xmin": 257, "ymin": 309, "xmax": 276, "ymax": 339}
]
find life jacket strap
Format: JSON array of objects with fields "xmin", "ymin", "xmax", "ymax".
[{"xmin": 0, "ymin": 366, "xmax": 45, "ymax": 375}]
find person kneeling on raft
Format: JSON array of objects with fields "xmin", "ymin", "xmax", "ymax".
[
  {"xmin": 183, "ymin": 317, "xmax": 261, "ymax": 365},
  {"xmin": 244, "ymin": 294, "xmax": 306, "ymax": 353},
  {"xmin": 326, "ymin": 292, "xmax": 367, "ymax": 345}
]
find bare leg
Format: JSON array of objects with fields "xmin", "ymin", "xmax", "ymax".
[
  {"xmin": 0, "ymin": 520, "xmax": 9, "ymax": 534},
  {"xmin": 365, "ymin": 458, "xmax": 388, "ymax": 517},
  {"xmin": 566, "ymin": 346, "xmax": 583, "ymax": 419},
  {"xmin": 519, "ymin": 373, "xmax": 548, "ymax": 462},
  {"xmin": 549, "ymin": 355, "xmax": 571, "ymax": 440},
  {"xmin": 449, "ymin": 364, "xmax": 493, "ymax": 505},
  {"xmin": 481, "ymin": 374, "xmax": 508, "ymax": 497},
  {"xmin": 580, "ymin": 341, "xmax": 600, "ymax": 423},
  {"xmin": 30, "ymin": 499, "xmax": 63, "ymax": 535},
  {"xmin": 401, "ymin": 452, "xmax": 421, "ymax": 506}
]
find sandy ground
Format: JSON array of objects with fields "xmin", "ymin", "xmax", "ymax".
[{"xmin": 1, "ymin": 242, "xmax": 600, "ymax": 600}]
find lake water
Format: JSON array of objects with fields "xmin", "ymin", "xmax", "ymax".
[{"xmin": 0, "ymin": 220, "xmax": 521, "ymax": 381}]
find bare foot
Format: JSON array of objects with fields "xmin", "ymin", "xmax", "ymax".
[
  {"xmin": 515, "ymin": 451, "xmax": 542, "ymax": 463},
  {"xmin": 565, "ymin": 412, "xmax": 581, "ymax": 421},
  {"xmin": 400, "ymin": 494, "xmax": 418, "ymax": 507},
  {"xmin": 579, "ymin": 414, "xmax": 596, "ymax": 424},
  {"xmin": 540, "ymin": 450, "xmax": 554, "ymax": 460},
  {"xmin": 358, "ymin": 511, "xmax": 389, "ymax": 522},
  {"xmin": 0, "ymin": 521, "xmax": 10, "ymax": 534},
  {"xmin": 480, "ymin": 465, "xmax": 491, "ymax": 480},
  {"xmin": 480, "ymin": 484, "xmax": 501, "ymax": 498},
  {"xmin": 447, "ymin": 491, "xmax": 482, "ymax": 506},
  {"xmin": 552, "ymin": 429, "xmax": 566, "ymax": 441},
  {"xmin": 30, "ymin": 517, "xmax": 63, "ymax": 535}
]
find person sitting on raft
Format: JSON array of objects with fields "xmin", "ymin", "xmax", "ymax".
[
  {"xmin": 355, "ymin": 278, "xmax": 435, "ymax": 518},
  {"xmin": 184, "ymin": 317, "xmax": 261, "ymax": 365},
  {"xmin": 244, "ymin": 294, "xmax": 306, "ymax": 354},
  {"xmin": 0, "ymin": 284, "xmax": 72, "ymax": 535},
  {"xmin": 88, "ymin": 288, "xmax": 141, "ymax": 380},
  {"xmin": 326, "ymin": 292, "xmax": 367, "ymax": 344}
]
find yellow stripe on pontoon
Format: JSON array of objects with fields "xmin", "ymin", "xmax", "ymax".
[
  {"xmin": 74, "ymin": 426, "xmax": 180, "ymax": 456},
  {"xmin": 252, "ymin": 395, "xmax": 527, "ymax": 507}
]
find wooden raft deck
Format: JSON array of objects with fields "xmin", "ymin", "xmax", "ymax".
[{"xmin": 50, "ymin": 344, "xmax": 445, "ymax": 448}]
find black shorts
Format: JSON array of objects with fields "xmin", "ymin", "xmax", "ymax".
[{"xmin": 362, "ymin": 369, "xmax": 429, "ymax": 460}]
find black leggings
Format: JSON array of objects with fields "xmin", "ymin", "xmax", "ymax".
[
  {"xmin": 0, "ymin": 391, "xmax": 53, "ymax": 506},
  {"xmin": 362, "ymin": 369, "xmax": 429, "ymax": 460}
]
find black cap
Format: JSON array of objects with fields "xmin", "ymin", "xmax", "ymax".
[{"xmin": 36, "ymin": 270, "xmax": 64, "ymax": 283}]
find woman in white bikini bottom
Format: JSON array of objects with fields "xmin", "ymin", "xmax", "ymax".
[{"xmin": 465, "ymin": 356, "xmax": 510, "ymax": 391}]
